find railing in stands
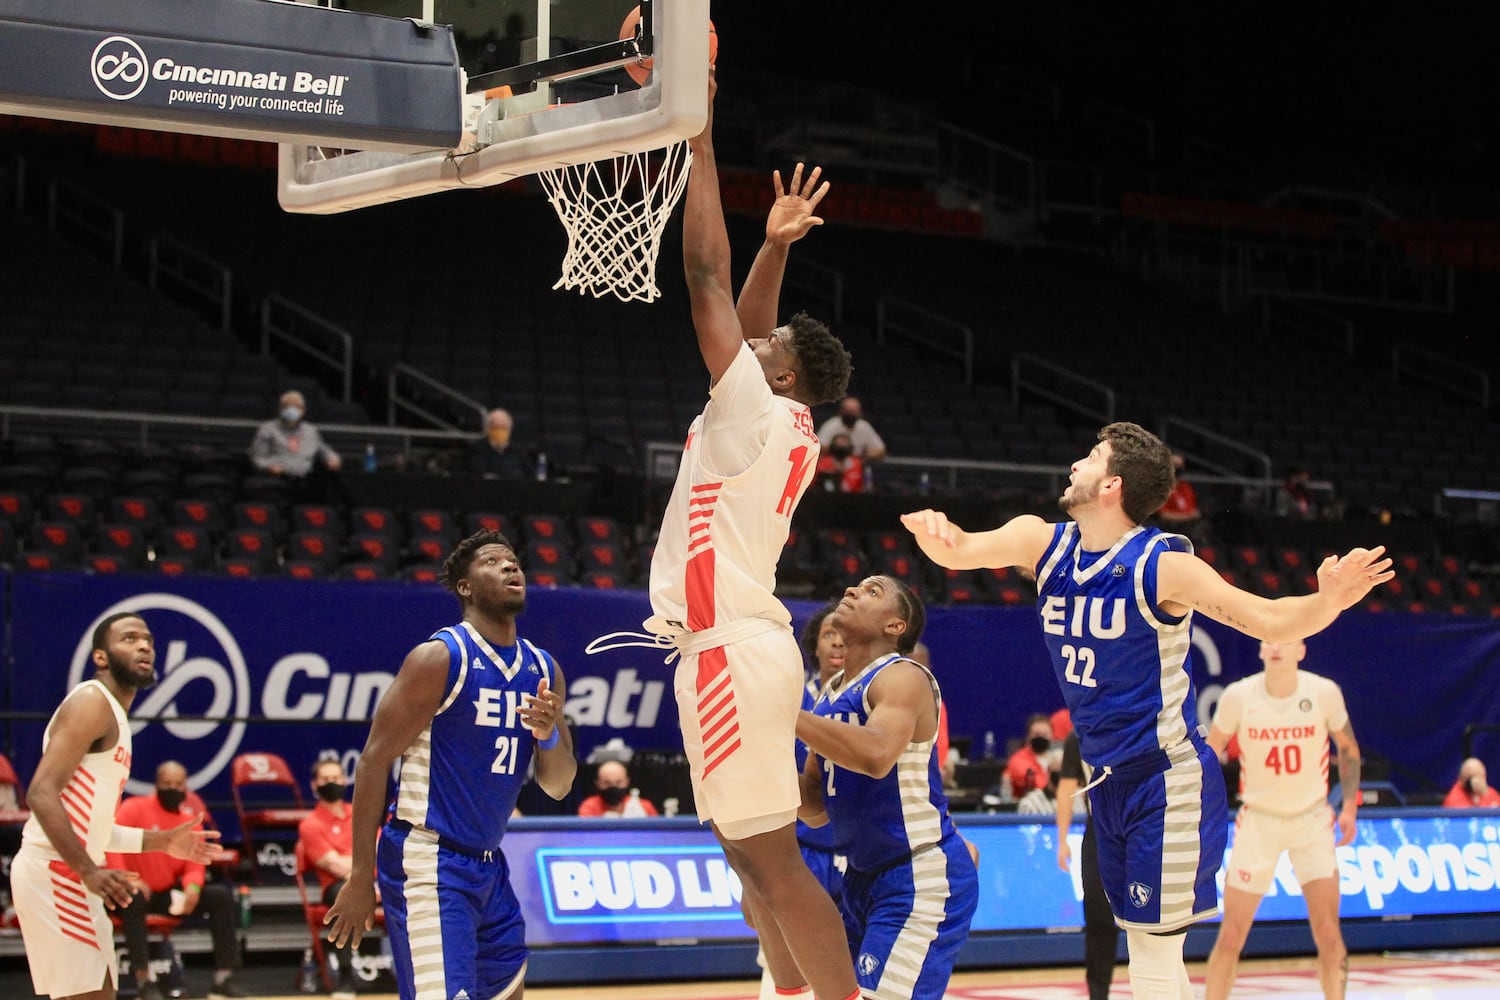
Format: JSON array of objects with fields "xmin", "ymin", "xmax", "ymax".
[
  {"xmin": 1010, "ymin": 352, "xmax": 1115, "ymax": 425},
  {"xmin": 1159, "ymin": 415, "xmax": 1274, "ymax": 487},
  {"xmin": 261, "ymin": 294, "xmax": 354, "ymax": 403},
  {"xmin": 0, "ymin": 403, "xmax": 469, "ymax": 458},
  {"xmin": 1393, "ymin": 342, "xmax": 1490, "ymax": 409},
  {"xmin": 1260, "ymin": 297, "xmax": 1355, "ymax": 357},
  {"xmin": 876, "ymin": 296, "xmax": 974, "ymax": 388},
  {"xmin": 150, "ymin": 234, "xmax": 233, "ymax": 335},
  {"xmin": 386, "ymin": 363, "xmax": 486, "ymax": 432},
  {"xmin": 1, "ymin": 150, "xmax": 22, "ymax": 212},
  {"xmin": 47, "ymin": 177, "xmax": 123, "ymax": 266}
]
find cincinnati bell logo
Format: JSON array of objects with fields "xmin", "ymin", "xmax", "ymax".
[
  {"xmin": 91, "ymin": 35, "xmax": 149, "ymax": 101},
  {"xmin": 70, "ymin": 594, "xmax": 251, "ymax": 796}
]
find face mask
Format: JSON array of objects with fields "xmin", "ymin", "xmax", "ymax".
[
  {"xmin": 830, "ymin": 444, "xmax": 853, "ymax": 460},
  {"xmin": 599, "ymin": 786, "xmax": 630, "ymax": 808},
  {"xmin": 840, "ymin": 413, "xmax": 858, "ymax": 428},
  {"xmin": 281, "ymin": 406, "xmax": 303, "ymax": 423},
  {"xmin": 487, "ymin": 428, "xmax": 511, "ymax": 447},
  {"xmin": 1029, "ymin": 736, "xmax": 1052, "ymax": 755},
  {"xmin": 157, "ymin": 788, "xmax": 186, "ymax": 812},
  {"xmin": 316, "ymin": 782, "xmax": 345, "ymax": 804}
]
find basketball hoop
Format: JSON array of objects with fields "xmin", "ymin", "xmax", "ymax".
[{"xmin": 538, "ymin": 139, "xmax": 693, "ymax": 303}]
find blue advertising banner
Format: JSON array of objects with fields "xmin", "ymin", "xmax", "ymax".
[
  {"xmin": 4, "ymin": 572, "xmax": 1499, "ymax": 820},
  {"xmin": 502, "ymin": 810, "xmax": 1500, "ymax": 947}
]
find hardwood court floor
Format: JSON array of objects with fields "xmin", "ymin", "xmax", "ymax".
[{"xmin": 161, "ymin": 949, "xmax": 1500, "ymax": 1000}]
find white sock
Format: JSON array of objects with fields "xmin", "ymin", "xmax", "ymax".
[{"xmin": 1126, "ymin": 928, "xmax": 1191, "ymax": 1000}]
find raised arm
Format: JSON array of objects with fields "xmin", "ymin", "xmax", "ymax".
[
  {"xmin": 900, "ymin": 509, "xmax": 1054, "ymax": 572},
  {"xmin": 1156, "ymin": 545, "xmax": 1392, "ymax": 642},
  {"xmin": 681, "ymin": 70, "xmax": 743, "ymax": 384},
  {"xmin": 325, "ymin": 638, "xmax": 449, "ymax": 949},
  {"xmin": 735, "ymin": 163, "xmax": 830, "ymax": 340}
]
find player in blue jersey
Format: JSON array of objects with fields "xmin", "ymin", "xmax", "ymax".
[
  {"xmin": 900, "ymin": 422, "xmax": 1392, "ymax": 1000},
  {"xmin": 325, "ymin": 530, "xmax": 577, "ymax": 1000},
  {"xmin": 794, "ymin": 576, "xmax": 978, "ymax": 1000}
]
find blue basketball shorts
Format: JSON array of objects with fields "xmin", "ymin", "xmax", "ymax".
[
  {"xmin": 840, "ymin": 836, "xmax": 978, "ymax": 1000},
  {"xmin": 1089, "ymin": 742, "xmax": 1228, "ymax": 932},
  {"xmin": 377, "ymin": 822, "xmax": 528, "ymax": 1000}
]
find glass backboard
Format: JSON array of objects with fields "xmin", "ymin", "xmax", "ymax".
[{"xmin": 276, "ymin": 0, "xmax": 710, "ymax": 214}]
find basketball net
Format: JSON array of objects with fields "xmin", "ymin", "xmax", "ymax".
[{"xmin": 538, "ymin": 140, "xmax": 693, "ymax": 304}]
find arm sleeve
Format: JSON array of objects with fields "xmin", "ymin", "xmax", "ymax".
[
  {"xmin": 308, "ymin": 424, "xmax": 339, "ymax": 464},
  {"xmin": 299, "ymin": 815, "xmax": 336, "ymax": 866},
  {"xmin": 248, "ymin": 423, "xmax": 275, "ymax": 468}
]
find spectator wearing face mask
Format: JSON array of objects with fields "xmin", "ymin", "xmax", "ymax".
[
  {"xmin": 817, "ymin": 396, "xmax": 886, "ymax": 462},
  {"xmin": 1444, "ymin": 757, "xmax": 1500, "ymax": 808},
  {"xmin": 815, "ymin": 431, "xmax": 867, "ymax": 493},
  {"xmin": 468, "ymin": 407, "xmax": 535, "ymax": 479},
  {"xmin": 1005, "ymin": 713, "xmax": 1056, "ymax": 799},
  {"xmin": 577, "ymin": 761, "xmax": 659, "ymax": 818},
  {"xmin": 107, "ymin": 761, "xmax": 244, "ymax": 1000},
  {"xmin": 249, "ymin": 389, "xmax": 342, "ymax": 478},
  {"xmin": 298, "ymin": 758, "xmax": 361, "ymax": 999}
]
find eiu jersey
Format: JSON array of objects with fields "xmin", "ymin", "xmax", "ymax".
[
  {"xmin": 391, "ymin": 622, "xmax": 555, "ymax": 851},
  {"xmin": 1034, "ymin": 523, "xmax": 1200, "ymax": 770},
  {"xmin": 813, "ymin": 655, "xmax": 956, "ymax": 873},
  {"xmin": 796, "ymin": 677, "xmax": 836, "ymax": 852}
]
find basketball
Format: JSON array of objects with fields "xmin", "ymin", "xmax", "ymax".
[{"xmin": 618, "ymin": 4, "xmax": 716, "ymax": 87}]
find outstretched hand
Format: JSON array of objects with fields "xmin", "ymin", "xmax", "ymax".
[
  {"xmin": 1315, "ymin": 545, "xmax": 1394, "ymax": 610},
  {"xmin": 900, "ymin": 509, "xmax": 961, "ymax": 548},
  {"xmin": 766, "ymin": 163, "xmax": 830, "ymax": 246},
  {"xmin": 160, "ymin": 815, "xmax": 223, "ymax": 864}
]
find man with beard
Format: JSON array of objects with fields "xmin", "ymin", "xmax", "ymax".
[
  {"xmin": 325, "ymin": 531, "xmax": 577, "ymax": 1000},
  {"xmin": 900, "ymin": 422, "xmax": 1393, "ymax": 1000},
  {"xmin": 11, "ymin": 612, "xmax": 222, "ymax": 1000}
]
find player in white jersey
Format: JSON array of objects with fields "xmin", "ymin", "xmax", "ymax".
[
  {"xmin": 650, "ymin": 71, "xmax": 858, "ymax": 1000},
  {"xmin": 901, "ymin": 422, "xmax": 1392, "ymax": 1000},
  {"xmin": 1205, "ymin": 639, "xmax": 1361, "ymax": 1000},
  {"xmin": 12, "ymin": 612, "xmax": 221, "ymax": 1000}
]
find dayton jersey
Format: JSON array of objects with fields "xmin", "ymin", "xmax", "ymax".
[
  {"xmin": 391, "ymin": 622, "xmax": 556, "ymax": 850},
  {"xmin": 647, "ymin": 344, "xmax": 820, "ymax": 636},
  {"xmin": 1034, "ymin": 524, "xmax": 1200, "ymax": 769},
  {"xmin": 21, "ymin": 680, "xmax": 133, "ymax": 864},
  {"xmin": 1213, "ymin": 671, "xmax": 1348, "ymax": 815},
  {"xmin": 813, "ymin": 655, "xmax": 957, "ymax": 873}
]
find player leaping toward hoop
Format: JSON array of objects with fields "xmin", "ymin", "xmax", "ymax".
[
  {"xmin": 643, "ymin": 69, "xmax": 859, "ymax": 1000},
  {"xmin": 900, "ymin": 422, "xmax": 1393, "ymax": 1000}
]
